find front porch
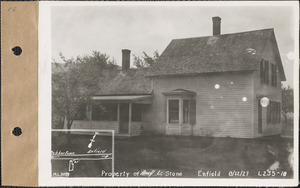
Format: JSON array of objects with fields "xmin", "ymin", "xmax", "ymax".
[{"xmin": 67, "ymin": 95, "xmax": 152, "ymax": 137}]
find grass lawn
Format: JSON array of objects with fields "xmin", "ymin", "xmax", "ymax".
[{"xmin": 52, "ymin": 133, "xmax": 294, "ymax": 178}]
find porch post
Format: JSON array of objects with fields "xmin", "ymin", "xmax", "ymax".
[
  {"xmin": 117, "ymin": 103, "xmax": 120, "ymax": 134},
  {"xmin": 129, "ymin": 103, "xmax": 132, "ymax": 135},
  {"xmin": 179, "ymin": 99, "xmax": 183, "ymax": 135},
  {"xmin": 179, "ymin": 99, "xmax": 183, "ymax": 124}
]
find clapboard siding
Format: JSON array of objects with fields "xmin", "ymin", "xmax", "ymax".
[
  {"xmin": 253, "ymin": 40, "xmax": 282, "ymax": 137},
  {"xmin": 152, "ymin": 71, "xmax": 254, "ymax": 138}
]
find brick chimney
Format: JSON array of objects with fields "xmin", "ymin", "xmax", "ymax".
[
  {"xmin": 212, "ymin": 16, "xmax": 221, "ymax": 35},
  {"xmin": 122, "ymin": 49, "xmax": 131, "ymax": 70}
]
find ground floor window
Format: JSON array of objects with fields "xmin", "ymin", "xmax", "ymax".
[
  {"xmin": 167, "ymin": 99, "xmax": 196, "ymax": 124},
  {"xmin": 168, "ymin": 100, "xmax": 179, "ymax": 123},
  {"xmin": 267, "ymin": 101, "xmax": 281, "ymax": 124},
  {"xmin": 183, "ymin": 100, "xmax": 190, "ymax": 124},
  {"xmin": 92, "ymin": 103, "xmax": 117, "ymax": 121}
]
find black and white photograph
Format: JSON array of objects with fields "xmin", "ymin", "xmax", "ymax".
[{"xmin": 39, "ymin": 1, "xmax": 298, "ymax": 186}]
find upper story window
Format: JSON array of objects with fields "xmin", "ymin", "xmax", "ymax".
[
  {"xmin": 260, "ymin": 59, "xmax": 269, "ymax": 85},
  {"xmin": 271, "ymin": 64, "xmax": 277, "ymax": 87},
  {"xmin": 260, "ymin": 59, "xmax": 278, "ymax": 87}
]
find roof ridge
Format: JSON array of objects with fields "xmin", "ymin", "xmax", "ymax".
[{"xmin": 172, "ymin": 28, "xmax": 274, "ymax": 41}]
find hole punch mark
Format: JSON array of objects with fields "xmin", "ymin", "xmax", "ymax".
[
  {"xmin": 12, "ymin": 127, "xmax": 22, "ymax": 136},
  {"xmin": 12, "ymin": 46, "xmax": 22, "ymax": 56}
]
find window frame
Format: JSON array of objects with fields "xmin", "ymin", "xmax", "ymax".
[
  {"xmin": 265, "ymin": 60, "xmax": 269, "ymax": 85},
  {"xmin": 260, "ymin": 59, "xmax": 265, "ymax": 84},
  {"xmin": 271, "ymin": 64, "xmax": 277, "ymax": 87},
  {"xmin": 183, "ymin": 99, "xmax": 190, "ymax": 124},
  {"xmin": 167, "ymin": 98, "xmax": 181, "ymax": 124},
  {"xmin": 166, "ymin": 97, "xmax": 195, "ymax": 125},
  {"xmin": 260, "ymin": 59, "xmax": 272, "ymax": 85},
  {"xmin": 266, "ymin": 101, "xmax": 281, "ymax": 125}
]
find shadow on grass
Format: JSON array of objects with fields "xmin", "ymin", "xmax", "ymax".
[{"xmin": 52, "ymin": 133, "xmax": 294, "ymax": 178}]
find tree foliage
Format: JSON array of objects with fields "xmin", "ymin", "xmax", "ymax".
[
  {"xmin": 52, "ymin": 51, "xmax": 118, "ymax": 129},
  {"xmin": 132, "ymin": 51, "xmax": 160, "ymax": 68},
  {"xmin": 281, "ymin": 84, "xmax": 293, "ymax": 122}
]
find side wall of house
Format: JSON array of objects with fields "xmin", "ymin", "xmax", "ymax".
[
  {"xmin": 151, "ymin": 72, "xmax": 254, "ymax": 138},
  {"xmin": 253, "ymin": 40, "xmax": 283, "ymax": 137}
]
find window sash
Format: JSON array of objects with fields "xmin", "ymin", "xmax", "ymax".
[
  {"xmin": 267, "ymin": 101, "xmax": 281, "ymax": 125},
  {"xmin": 167, "ymin": 98, "xmax": 196, "ymax": 125},
  {"xmin": 260, "ymin": 60, "xmax": 265, "ymax": 84},
  {"xmin": 265, "ymin": 60, "xmax": 269, "ymax": 85},
  {"xmin": 260, "ymin": 59, "xmax": 271, "ymax": 85},
  {"xmin": 168, "ymin": 100, "xmax": 179, "ymax": 124},
  {"xmin": 183, "ymin": 100, "xmax": 190, "ymax": 124}
]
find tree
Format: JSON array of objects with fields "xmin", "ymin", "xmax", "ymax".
[
  {"xmin": 281, "ymin": 84, "xmax": 294, "ymax": 122},
  {"xmin": 132, "ymin": 50, "xmax": 159, "ymax": 68},
  {"xmin": 52, "ymin": 51, "xmax": 118, "ymax": 129}
]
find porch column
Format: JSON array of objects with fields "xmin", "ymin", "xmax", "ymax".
[
  {"xmin": 179, "ymin": 99, "xmax": 183, "ymax": 135},
  {"xmin": 117, "ymin": 103, "xmax": 120, "ymax": 134},
  {"xmin": 129, "ymin": 103, "xmax": 132, "ymax": 135},
  {"xmin": 179, "ymin": 99, "xmax": 183, "ymax": 124}
]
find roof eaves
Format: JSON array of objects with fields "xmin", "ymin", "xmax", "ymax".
[
  {"xmin": 270, "ymin": 32, "xmax": 286, "ymax": 81},
  {"xmin": 146, "ymin": 70, "xmax": 257, "ymax": 78}
]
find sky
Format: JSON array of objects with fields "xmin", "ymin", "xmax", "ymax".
[{"xmin": 51, "ymin": 4, "xmax": 297, "ymax": 87}]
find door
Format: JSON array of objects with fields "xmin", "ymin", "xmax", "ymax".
[{"xmin": 119, "ymin": 103, "xmax": 129, "ymax": 133}]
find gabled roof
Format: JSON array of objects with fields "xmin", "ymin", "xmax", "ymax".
[
  {"xmin": 147, "ymin": 28, "xmax": 285, "ymax": 80},
  {"xmin": 94, "ymin": 68, "xmax": 152, "ymax": 96}
]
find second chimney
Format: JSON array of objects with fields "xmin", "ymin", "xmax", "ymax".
[
  {"xmin": 212, "ymin": 16, "xmax": 221, "ymax": 35},
  {"xmin": 122, "ymin": 49, "xmax": 131, "ymax": 70}
]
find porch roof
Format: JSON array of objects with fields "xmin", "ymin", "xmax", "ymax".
[{"xmin": 92, "ymin": 95, "xmax": 153, "ymax": 104}]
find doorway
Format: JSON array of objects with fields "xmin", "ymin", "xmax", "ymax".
[{"xmin": 119, "ymin": 103, "xmax": 129, "ymax": 133}]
